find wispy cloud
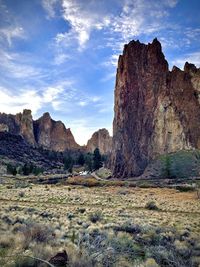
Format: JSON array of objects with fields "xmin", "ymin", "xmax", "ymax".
[
  {"xmin": 0, "ymin": 50, "xmax": 42, "ymax": 79},
  {"xmin": 0, "ymin": 26, "xmax": 25, "ymax": 46},
  {"xmin": 53, "ymin": 53, "xmax": 70, "ymax": 65},
  {"xmin": 53, "ymin": 0, "xmax": 179, "ymax": 51},
  {"xmin": 54, "ymin": 0, "xmax": 110, "ymax": 49},
  {"xmin": 0, "ymin": 80, "xmax": 74, "ymax": 115},
  {"xmin": 77, "ymin": 96, "xmax": 101, "ymax": 107},
  {"xmin": 42, "ymin": 0, "xmax": 58, "ymax": 18},
  {"xmin": 103, "ymin": 54, "xmax": 119, "ymax": 67}
]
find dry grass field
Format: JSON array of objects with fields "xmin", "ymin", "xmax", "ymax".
[{"xmin": 0, "ymin": 176, "xmax": 200, "ymax": 266}]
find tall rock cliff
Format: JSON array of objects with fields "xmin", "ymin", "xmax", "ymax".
[
  {"xmin": 86, "ymin": 128, "xmax": 112, "ymax": 155},
  {"xmin": 16, "ymin": 109, "xmax": 36, "ymax": 145},
  {"xmin": 34, "ymin": 112, "xmax": 80, "ymax": 151},
  {"xmin": 111, "ymin": 38, "xmax": 200, "ymax": 178}
]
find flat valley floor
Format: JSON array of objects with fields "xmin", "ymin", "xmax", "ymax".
[{"xmin": 0, "ymin": 177, "xmax": 200, "ymax": 266}]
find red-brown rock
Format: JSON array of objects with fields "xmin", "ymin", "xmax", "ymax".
[{"xmin": 111, "ymin": 38, "xmax": 200, "ymax": 178}]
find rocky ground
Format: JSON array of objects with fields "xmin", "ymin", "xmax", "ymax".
[{"xmin": 0, "ymin": 176, "xmax": 200, "ymax": 266}]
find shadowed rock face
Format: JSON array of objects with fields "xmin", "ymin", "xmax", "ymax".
[
  {"xmin": 86, "ymin": 128, "xmax": 112, "ymax": 154},
  {"xmin": 0, "ymin": 132, "xmax": 62, "ymax": 170},
  {"xmin": 34, "ymin": 112, "xmax": 80, "ymax": 151},
  {"xmin": 111, "ymin": 38, "xmax": 200, "ymax": 178}
]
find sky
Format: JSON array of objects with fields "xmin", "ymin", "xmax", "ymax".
[{"xmin": 0, "ymin": 0, "xmax": 200, "ymax": 145}]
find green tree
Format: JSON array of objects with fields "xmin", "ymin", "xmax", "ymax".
[
  {"xmin": 93, "ymin": 148, "xmax": 103, "ymax": 170},
  {"xmin": 85, "ymin": 153, "xmax": 93, "ymax": 171},
  {"xmin": 33, "ymin": 166, "xmax": 43, "ymax": 176},
  {"xmin": 64, "ymin": 155, "xmax": 74, "ymax": 173},
  {"xmin": 7, "ymin": 164, "xmax": 17, "ymax": 176},
  {"xmin": 77, "ymin": 153, "xmax": 85, "ymax": 166},
  {"xmin": 22, "ymin": 163, "xmax": 32, "ymax": 175}
]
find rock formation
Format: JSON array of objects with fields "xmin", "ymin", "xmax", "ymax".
[
  {"xmin": 34, "ymin": 112, "xmax": 80, "ymax": 151},
  {"xmin": 111, "ymin": 38, "xmax": 200, "ymax": 178},
  {"xmin": 0, "ymin": 110, "xmax": 79, "ymax": 151},
  {"xmin": 0, "ymin": 109, "xmax": 35, "ymax": 145},
  {"xmin": 15, "ymin": 109, "xmax": 36, "ymax": 145},
  {"xmin": 86, "ymin": 128, "xmax": 112, "ymax": 154}
]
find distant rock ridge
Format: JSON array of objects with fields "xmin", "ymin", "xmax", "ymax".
[
  {"xmin": 0, "ymin": 110, "xmax": 112, "ymax": 154},
  {"xmin": 0, "ymin": 110, "xmax": 79, "ymax": 151},
  {"xmin": 111, "ymin": 38, "xmax": 200, "ymax": 178},
  {"xmin": 34, "ymin": 112, "xmax": 80, "ymax": 151},
  {"xmin": 86, "ymin": 128, "xmax": 112, "ymax": 155}
]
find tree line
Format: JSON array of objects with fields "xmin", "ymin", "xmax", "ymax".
[
  {"xmin": 7, "ymin": 163, "xmax": 44, "ymax": 176},
  {"xmin": 64, "ymin": 148, "xmax": 107, "ymax": 173},
  {"xmin": 6, "ymin": 148, "xmax": 107, "ymax": 176}
]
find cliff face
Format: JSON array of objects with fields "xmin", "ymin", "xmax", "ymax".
[
  {"xmin": 0, "ymin": 109, "xmax": 35, "ymax": 145},
  {"xmin": 86, "ymin": 128, "xmax": 112, "ymax": 155},
  {"xmin": 15, "ymin": 109, "xmax": 36, "ymax": 145},
  {"xmin": 34, "ymin": 112, "xmax": 80, "ymax": 151},
  {"xmin": 111, "ymin": 38, "xmax": 200, "ymax": 178},
  {"xmin": 0, "ymin": 110, "xmax": 80, "ymax": 151}
]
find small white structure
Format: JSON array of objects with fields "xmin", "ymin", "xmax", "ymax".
[
  {"xmin": 0, "ymin": 123, "xmax": 9, "ymax": 132},
  {"xmin": 79, "ymin": 171, "xmax": 89, "ymax": 176}
]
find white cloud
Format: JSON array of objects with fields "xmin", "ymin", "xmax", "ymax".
[
  {"xmin": 78, "ymin": 101, "xmax": 87, "ymax": 107},
  {"xmin": 0, "ymin": 87, "xmax": 42, "ymax": 115},
  {"xmin": 103, "ymin": 54, "xmax": 119, "ymax": 67},
  {"xmin": 55, "ymin": 0, "xmax": 111, "ymax": 48},
  {"xmin": 43, "ymin": 86, "xmax": 64, "ymax": 103},
  {"xmin": 77, "ymin": 95, "xmax": 101, "ymax": 107},
  {"xmin": 0, "ymin": 50, "xmax": 42, "ymax": 79},
  {"xmin": 0, "ymin": 26, "xmax": 25, "ymax": 46},
  {"xmin": 42, "ymin": 0, "xmax": 58, "ymax": 18},
  {"xmin": 0, "ymin": 80, "xmax": 74, "ymax": 115},
  {"xmin": 164, "ymin": 0, "xmax": 178, "ymax": 8},
  {"xmin": 109, "ymin": 0, "xmax": 178, "ymax": 46},
  {"xmin": 91, "ymin": 96, "xmax": 101, "ymax": 103},
  {"xmin": 54, "ymin": 53, "xmax": 70, "ymax": 65}
]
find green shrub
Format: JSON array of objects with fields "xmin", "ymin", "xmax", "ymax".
[
  {"xmin": 21, "ymin": 223, "xmax": 54, "ymax": 249},
  {"xmin": 12, "ymin": 256, "xmax": 38, "ymax": 267},
  {"xmin": 160, "ymin": 150, "xmax": 200, "ymax": 179},
  {"xmin": 89, "ymin": 211, "xmax": 102, "ymax": 223},
  {"xmin": 175, "ymin": 185, "xmax": 195, "ymax": 192},
  {"xmin": 114, "ymin": 222, "xmax": 141, "ymax": 234},
  {"xmin": 18, "ymin": 191, "xmax": 25, "ymax": 198},
  {"xmin": 145, "ymin": 201, "xmax": 159, "ymax": 210}
]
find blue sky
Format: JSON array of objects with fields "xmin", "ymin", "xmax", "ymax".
[{"xmin": 0, "ymin": 0, "xmax": 199, "ymax": 145}]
